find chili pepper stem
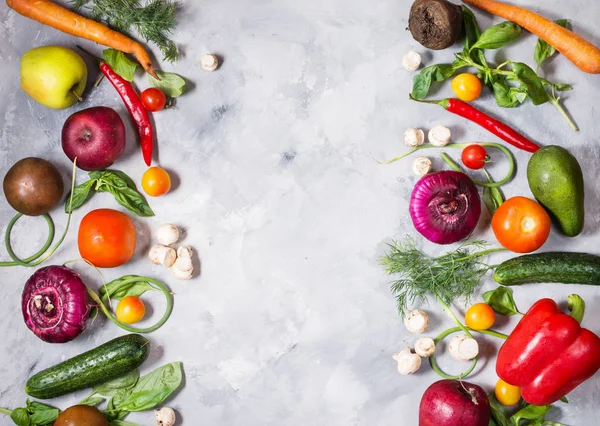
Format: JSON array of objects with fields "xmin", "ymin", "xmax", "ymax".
[
  {"xmin": 76, "ymin": 44, "xmax": 103, "ymax": 64},
  {"xmin": 409, "ymin": 94, "xmax": 449, "ymax": 108}
]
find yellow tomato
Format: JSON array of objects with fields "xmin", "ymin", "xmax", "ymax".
[
  {"xmin": 495, "ymin": 379, "xmax": 522, "ymax": 406},
  {"xmin": 451, "ymin": 73, "xmax": 482, "ymax": 102},
  {"xmin": 465, "ymin": 303, "xmax": 496, "ymax": 330},
  {"xmin": 116, "ymin": 296, "xmax": 146, "ymax": 324},
  {"xmin": 142, "ymin": 166, "xmax": 171, "ymax": 197}
]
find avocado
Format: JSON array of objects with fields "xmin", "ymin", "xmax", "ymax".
[{"xmin": 527, "ymin": 145, "xmax": 584, "ymax": 237}]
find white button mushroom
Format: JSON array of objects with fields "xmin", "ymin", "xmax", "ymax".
[
  {"xmin": 149, "ymin": 244, "xmax": 177, "ymax": 268},
  {"xmin": 171, "ymin": 246, "xmax": 195, "ymax": 280},
  {"xmin": 402, "ymin": 50, "xmax": 422, "ymax": 72},
  {"xmin": 201, "ymin": 54, "xmax": 219, "ymax": 71},
  {"xmin": 414, "ymin": 337, "xmax": 436, "ymax": 358},
  {"xmin": 449, "ymin": 334, "xmax": 479, "ymax": 361},
  {"xmin": 404, "ymin": 128, "xmax": 425, "ymax": 148},
  {"xmin": 155, "ymin": 406, "xmax": 176, "ymax": 426},
  {"xmin": 412, "ymin": 156, "xmax": 432, "ymax": 177},
  {"xmin": 428, "ymin": 125, "xmax": 452, "ymax": 147},
  {"xmin": 404, "ymin": 309, "xmax": 429, "ymax": 334},
  {"xmin": 156, "ymin": 224, "xmax": 180, "ymax": 246},
  {"xmin": 393, "ymin": 347, "xmax": 422, "ymax": 375}
]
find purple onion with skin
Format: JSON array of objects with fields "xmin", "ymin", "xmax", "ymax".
[
  {"xmin": 410, "ymin": 171, "xmax": 481, "ymax": 245},
  {"xmin": 22, "ymin": 266, "xmax": 91, "ymax": 343}
]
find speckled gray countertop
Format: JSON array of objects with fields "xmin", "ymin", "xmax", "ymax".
[{"xmin": 1, "ymin": 0, "xmax": 600, "ymax": 425}]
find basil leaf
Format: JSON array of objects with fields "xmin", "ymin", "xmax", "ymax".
[
  {"xmin": 411, "ymin": 64, "xmax": 459, "ymax": 99},
  {"xmin": 95, "ymin": 170, "xmax": 154, "ymax": 217},
  {"xmin": 110, "ymin": 421, "xmax": 141, "ymax": 426},
  {"xmin": 64, "ymin": 179, "xmax": 96, "ymax": 213},
  {"xmin": 148, "ymin": 71, "xmax": 186, "ymax": 98},
  {"xmin": 10, "ymin": 408, "xmax": 30, "ymax": 426},
  {"xmin": 99, "ymin": 276, "xmax": 156, "ymax": 301},
  {"xmin": 94, "ymin": 369, "xmax": 140, "ymax": 397},
  {"xmin": 472, "ymin": 22, "xmax": 522, "ymax": 50},
  {"xmin": 493, "ymin": 81, "xmax": 527, "ymax": 108},
  {"xmin": 29, "ymin": 408, "xmax": 59, "ymax": 425},
  {"xmin": 103, "ymin": 49, "xmax": 139, "ymax": 82},
  {"xmin": 534, "ymin": 20, "xmax": 569, "ymax": 69},
  {"xmin": 510, "ymin": 404, "xmax": 552, "ymax": 425},
  {"xmin": 112, "ymin": 362, "xmax": 183, "ymax": 412},
  {"xmin": 461, "ymin": 6, "xmax": 481, "ymax": 51},
  {"xmin": 483, "ymin": 286, "xmax": 521, "ymax": 316},
  {"xmin": 560, "ymin": 396, "xmax": 569, "ymax": 404},
  {"xmin": 511, "ymin": 62, "xmax": 549, "ymax": 105},
  {"xmin": 79, "ymin": 396, "xmax": 105, "ymax": 406},
  {"xmin": 488, "ymin": 393, "xmax": 512, "ymax": 426}
]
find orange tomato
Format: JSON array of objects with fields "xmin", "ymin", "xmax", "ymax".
[
  {"xmin": 495, "ymin": 379, "xmax": 521, "ymax": 406},
  {"xmin": 491, "ymin": 196, "xmax": 551, "ymax": 253},
  {"xmin": 451, "ymin": 73, "xmax": 482, "ymax": 102},
  {"xmin": 465, "ymin": 303, "xmax": 496, "ymax": 330},
  {"xmin": 78, "ymin": 209, "xmax": 136, "ymax": 268},
  {"xmin": 141, "ymin": 167, "xmax": 171, "ymax": 197},
  {"xmin": 116, "ymin": 296, "xmax": 146, "ymax": 324}
]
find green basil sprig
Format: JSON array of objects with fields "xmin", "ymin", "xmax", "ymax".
[
  {"xmin": 99, "ymin": 275, "xmax": 157, "ymax": 301},
  {"xmin": 471, "ymin": 21, "xmax": 522, "ymax": 51},
  {"xmin": 65, "ymin": 170, "xmax": 154, "ymax": 217},
  {"xmin": 483, "ymin": 286, "xmax": 521, "ymax": 316},
  {"xmin": 148, "ymin": 71, "xmax": 186, "ymax": 98},
  {"xmin": 534, "ymin": 19, "xmax": 569, "ymax": 70},
  {"xmin": 103, "ymin": 49, "xmax": 139, "ymax": 82},
  {"xmin": 3, "ymin": 400, "xmax": 59, "ymax": 426},
  {"xmin": 489, "ymin": 391, "xmax": 565, "ymax": 426}
]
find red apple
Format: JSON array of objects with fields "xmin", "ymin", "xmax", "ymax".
[
  {"xmin": 419, "ymin": 380, "xmax": 490, "ymax": 426},
  {"xmin": 61, "ymin": 106, "xmax": 126, "ymax": 171}
]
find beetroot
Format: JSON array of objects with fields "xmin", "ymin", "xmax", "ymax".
[
  {"xmin": 22, "ymin": 266, "xmax": 91, "ymax": 343},
  {"xmin": 419, "ymin": 379, "xmax": 490, "ymax": 426}
]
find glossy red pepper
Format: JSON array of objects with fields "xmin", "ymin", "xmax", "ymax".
[
  {"xmin": 496, "ymin": 298, "xmax": 600, "ymax": 405},
  {"xmin": 100, "ymin": 63, "xmax": 153, "ymax": 166},
  {"xmin": 411, "ymin": 96, "xmax": 540, "ymax": 153}
]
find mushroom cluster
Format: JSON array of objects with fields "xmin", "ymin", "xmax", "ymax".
[{"xmin": 149, "ymin": 224, "xmax": 196, "ymax": 280}]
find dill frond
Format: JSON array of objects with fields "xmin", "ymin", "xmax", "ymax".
[{"xmin": 380, "ymin": 237, "xmax": 497, "ymax": 318}]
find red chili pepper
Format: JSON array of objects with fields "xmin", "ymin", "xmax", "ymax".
[
  {"xmin": 100, "ymin": 63, "xmax": 153, "ymax": 166},
  {"xmin": 496, "ymin": 298, "xmax": 600, "ymax": 405},
  {"xmin": 410, "ymin": 96, "xmax": 540, "ymax": 153}
]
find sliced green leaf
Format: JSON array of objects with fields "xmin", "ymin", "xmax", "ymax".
[
  {"xmin": 99, "ymin": 276, "xmax": 156, "ymax": 301},
  {"xmin": 103, "ymin": 49, "xmax": 139, "ymax": 82},
  {"xmin": 148, "ymin": 71, "xmax": 186, "ymax": 98},
  {"xmin": 112, "ymin": 362, "xmax": 183, "ymax": 412},
  {"xmin": 65, "ymin": 179, "xmax": 96, "ymax": 213},
  {"xmin": 472, "ymin": 22, "xmax": 522, "ymax": 50},
  {"xmin": 483, "ymin": 286, "xmax": 521, "ymax": 316},
  {"xmin": 94, "ymin": 369, "xmax": 140, "ymax": 397},
  {"xmin": 510, "ymin": 404, "xmax": 552, "ymax": 425},
  {"xmin": 10, "ymin": 408, "xmax": 30, "ymax": 426},
  {"xmin": 511, "ymin": 62, "xmax": 549, "ymax": 105},
  {"xmin": 534, "ymin": 19, "xmax": 569, "ymax": 69}
]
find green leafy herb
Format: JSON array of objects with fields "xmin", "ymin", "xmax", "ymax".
[
  {"xmin": 103, "ymin": 49, "xmax": 139, "ymax": 81},
  {"xmin": 3, "ymin": 400, "xmax": 60, "ymax": 426},
  {"xmin": 492, "ymin": 79, "xmax": 527, "ymax": 108},
  {"xmin": 110, "ymin": 421, "xmax": 141, "ymax": 426},
  {"xmin": 534, "ymin": 19, "xmax": 569, "ymax": 70},
  {"xmin": 510, "ymin": 62, "xmax": 549, "ymax": 105},
  {"xmin": 471, "ymin": 22, "xmax": 522, "ymax": 50},
  {"xmin": 148, "ymin": 71, "xmax": 186, "ymax": 98},
  {"xmin": 510, "ymin": 404, "xmax": 552, "ymax": 425},
  {"xmin": 9, "ymin": 408, "xmax": 30, "ymax": 426},
  {"xmin": 567, "ymin": 294, "xmax": 585, "ymax": 324},
  {"xmin": 99, "ymin": 276, "xmax": 157, "ymax": 301},
  {"xmin": 411, "ymin": 63, "xmax": 464, "ymax": 99},
  {"xmin": 72, "ymin": 0, "xmax": 178, "ymax": 63},
  {"xmin": 94, "ymin": 369, "xmax": 140, "ymax": 397},
  {"xmin": 489, "ymin": 392, "xmax": 512, "ymax": 426},
  {"xmin": 483, "ymin": 286, "xmax": 521, "ymax": 316},
  {"xmin": 65, "ymin": 169, "xmax": 154, "ymax": 217},
  {"xmin": 78, "ymin": 396, "xmax": 105, "ymax": 407},
  {"xmin": 380, "ymin": 238, "xmax": 502, "ymax": 317},
  {"xmin": 108, "ymin": 362, "xmax": 183, "ymax": 413}
]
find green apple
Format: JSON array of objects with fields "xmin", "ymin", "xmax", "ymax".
[{"xmin": 20, "ymin": 46, "xmax": 88, "ymax": 110}]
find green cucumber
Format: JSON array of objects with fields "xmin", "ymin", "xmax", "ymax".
[
  {"xmin": 26, "ymin": 334, "xmax": 149, "ymax": 399},
  {"xmin": 494, "ymin": 252, "xmax": 600, "ymax": 286}
]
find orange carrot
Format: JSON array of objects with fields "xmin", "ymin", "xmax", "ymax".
[
  {"xmin": 463, "ymin": 0, "xmax": 600, "ymax": 74},
  {"xmin": 6, "ymin": 0, "xmax": 159, "ymax": 79}
]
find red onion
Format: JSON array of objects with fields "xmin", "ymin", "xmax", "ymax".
[
  {"xmin": 410, "ymin": 171, "xmax": 481, "ymax": 245},
  {"xmin": 22, "ymin": 266, "xmax": 91, "ymax": 343}
]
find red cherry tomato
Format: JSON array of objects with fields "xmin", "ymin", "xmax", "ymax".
[
  {"xmin": 461, "ymin": 144, "xmax": 488, "ymax": 170},
  {"xmin": 141, "ymin": 88, "xmax": 167, "ymax": 112}
]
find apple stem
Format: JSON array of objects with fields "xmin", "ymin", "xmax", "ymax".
[{"xmin": 72, "ymin": 90, "xmax": 83, "ymax": 103}]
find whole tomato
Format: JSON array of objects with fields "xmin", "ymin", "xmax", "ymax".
[
  {"xmin": 461, "ymin": 145, "xmax": 488, "ymax": 170},
  {"xmin": 116, "ymin": 296, "xmax": 146, "ymax": 324},
  {"xmin": 78, "ymin": 209, "xmax": 136, "ymax": 268},
  {"xmin": 141, "ymin": 88, "xmax": 167, "ymax": 112},
  {"xmin": 491, "ymin": 196, "xmax": 551, "ymax": 253},
  {"xmin": 451, "ymin": 73, "xmax": 482, "ymax": 102},
  {"xmin": 142, "ymin": 166, "xmax": 171, "ymax": 197}
]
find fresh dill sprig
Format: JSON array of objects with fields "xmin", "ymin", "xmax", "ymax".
[
  {"xmin": 380, "ymin": 237, "xmax": 503, "ymax": 318},
  {"xmin": 72, "ymin": 0, "xmax": 179, "ymax": 63}
]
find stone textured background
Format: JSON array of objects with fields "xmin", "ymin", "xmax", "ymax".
[{"xmin": 1, "ymin": 0, "xmax": 600, "ymax": 424}]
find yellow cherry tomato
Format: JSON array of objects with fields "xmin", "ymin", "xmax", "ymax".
[
  {"xmin": 142, "ymin": 166, "xmax": 171, "ymax": 197},
  {"xmin": 495, "ymin": 379, "xmax": 522, "ymax": 406},
  {"xmin": 451, "ymin": 73, "xmax": 482, "ymax": 102},
  {"xmin": 116, "ymin": 296, "xmax": 146, "ymax": 324},
  {"xmin": 465, "ymin": 303, "xmax": 496, "ymax": 330}
]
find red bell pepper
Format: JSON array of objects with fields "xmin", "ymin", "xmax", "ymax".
[{"xmin": 496, "ymin": 298, "xmax": 600, "ymax": 405}]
